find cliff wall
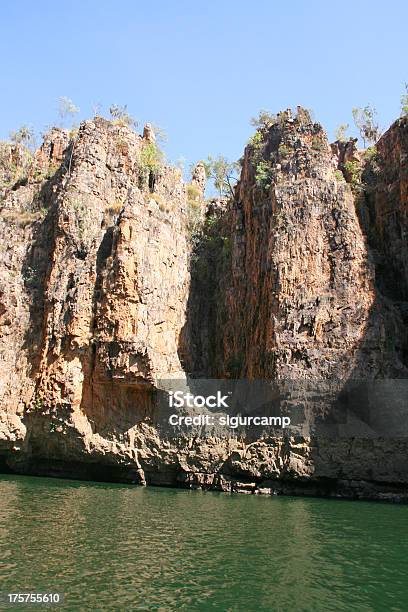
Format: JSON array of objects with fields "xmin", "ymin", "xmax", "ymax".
[{"xmin": 1, "ymin": 112, "xmax": 408, "ymax": 500}]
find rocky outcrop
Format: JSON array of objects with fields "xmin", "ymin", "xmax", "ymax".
[
  {"xmin": 363, "ymin": 116, "xmax": 408, "ymax": 301},
  {"xmin": 1, "ymin": 111, "xmax": 408, "ymax": 501},
  {"xmin": 223, "ymin": 113, "xmax": 377, "ymax": 379},
  {"xmin": 190, "ymin": 162, "xmax": 206, "ymax": 197},
  {"xmin": 330, "ymin": 137, "xmax": 361, "ymax": 175}
]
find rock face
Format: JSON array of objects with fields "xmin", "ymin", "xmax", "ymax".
[
  {"xmin": 1, "ymin": 111, "xmax": 408, "ymax": 501},
  {"xmin": 364, "ymin": 117, "xmax": 408, "ymax": 301},
  {"xmin": 223, "ymin": 113, "xmax": 377, "ymax": 379},
  {"xmin": 190, "ymin": 161, "xmax": 206, "ymax": 197}
]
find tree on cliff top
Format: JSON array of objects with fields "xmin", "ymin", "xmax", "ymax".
[
  {"xmin": 250, "ymin": 109, "xmax": 277, "ymax": 130},
  {"xmin": 401, "ymin": 84, "xmax": 408, "ymax": 117},
  {"xmin": 109, "ymin": 104, "xmax": 138, "ymax": 128},
  {"xmin": 334, "ymin": 124, "xmax": 350, "ymax": 143},
  {"xmin": 9, "ymin": 125, "xmax": 36, "ymax": 150},
  {"xmin": 352, "ymin": 105, "xmax": 381, "ymax": 147},
  {"xmin": 58, "ymin": 96, "xmax": 79, "ymax": 127},
  {"xmin": 202, "ymin": 155, "xmax": 240, "ymax": 198}
]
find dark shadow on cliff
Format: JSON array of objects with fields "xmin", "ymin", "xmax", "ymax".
[
  {"xmin": 178, "ymin": 204, "xmax": 233, "ymax": 378},
  {"xmin": 21, "ymin": 165, "xmax": 67, "ymax": 376},
  {"xmin": 305, "ymin": 127, "xmax": 408, "ymax": 486},
  {"xmin": 177, "ymin": 120, "xmax": 408, "ymax": 492}
]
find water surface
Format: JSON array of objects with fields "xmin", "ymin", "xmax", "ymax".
[{"xmin": 0, "ymin": 474, "xmax": 407, "ymax": 611}]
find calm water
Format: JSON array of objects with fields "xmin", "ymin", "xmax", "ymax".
[{"xmin": 0, "ymin": 475, "xmax": 407, "ymax": 611}]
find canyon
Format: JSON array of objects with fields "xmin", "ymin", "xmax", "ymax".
[{"xmin": 1, "ymin": 109, "xmax": 408, "ymax": 501}]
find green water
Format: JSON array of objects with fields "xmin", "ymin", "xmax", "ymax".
[{"xmin": 0, "ymin": 475, "xmax": 407, "ymax": 611}]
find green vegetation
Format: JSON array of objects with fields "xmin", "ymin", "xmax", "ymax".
[
  {"xmin": 344, "ymin": 160, "xmax": 362, "ymax": 190},
  {"xmin": 364, "ymin": 146, "xmax": 378, "ymax": 161},
  {"xmin": 278, "ymin": 144, "xmax": 291, "ymax": 157},
  {"xmin": 186, "ymin": 183, "xmax": 202, "ymax": 231},
  {"xmin": 191, "ymin": 213, "xmax": 231, "ymax": 275},
  {"xmin": 202, "ymin": 155, "xmax": 239, "ymax": 198},
  {"xmin": 334, "ymin": 124, "xmax": 350, "ymax": 142},
  {"xmin": 250, "ymin": 109, "xmax": 277, "ymax": 130},
  {"xmin": 362, "ymin": 145, "xmax": 383, "ymax": 184},
  {"xmin": 401, "ymin": 83, "xmax": 408, "ymax": 117},
  {"xmin": 352, "ymin": 105, "xmax": 381, "ymax": 148},
  {"xmin": 69, "ymin": 197, "xmax": 93, "ymax": 241},
  {"xmin": 58, "ymin": 96, "xmax": 79, "ymax": 127},
  {"xmin": 255, "ymin": 160, "xmax": 272, "ymax": 190},
  {"xmin": 149, "ymin": 124, "xmax": 167, "ymax": 143},
  {"xmin": 9, "ymin": 125, "xmax": 36, "ymax": 150},
  {"xmin": 187, "ymin": 183, "xmax": 201, "ymax": 202},
  {"xmin": 0, "ymin": 142, "xmax": 33, "ymax": 196},
  {"xmin": 140, "ymin": 142, "xmax": 164, "ymax": 178},
  {"xmin": 247, "ymin": 131, "xmax": 263, "ymax": 148},
  {"xmin": 109, "ymin": 104, "xmax": 137, "ymax": 128},
  {"xmin": 335, "ymin": 169, "xmax": 345, "ymax": 182},
  {"xmin": 311, "ymin": 136, "xmax": 325, "ymax": 151},
  {"xmin": 247, "ymin": 125, "xmax": 273, "ymax": 191}
]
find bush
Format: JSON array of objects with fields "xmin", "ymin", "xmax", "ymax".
[
  {"xmin": 187, "ymin": 183, "xmax": 201, "ymax": 204},
  {"xmin": 311, "ymin": 137, "xmax": 325, "ymax": 151},
  {"xmin": 334, "ymin": 124, "xmax": 350, "ymax": 142},
  {"xmin": 9, "ymin": 125, "xmax": 36, "ymax": 150},
  {"xmin": 58, "ymin": 97, "xmax": 79, "ymax": 127},
  {"xmin": 352, "ymin": 105, "xmax": 381, "ymax": 147},
  {"xmin": 344, "ymin": 160, "xmax": 362, "ymax": 189},
  {"xmin": 278, "ymin": 144, "xmax": 291, "ymax": 158},
  {"xmin": 0, "ymin": 141, "xmax": 33, "ymax": 193},
  {"xmin": 201, "ymin": 155, "xmax": 239, "ymax": 198},
  {"xmin": 247, "ymin": 131, "xmax": 263, "ymax": 148},
  {"xmin": 109, "ymin": 104, "xmax": 137, "ymax": 128},
  {"xmin": 401, "ymin": 84, "xmax": 408, "ymax": 117},
  {"xmin": 255, "ymin": 160, "xmax": 272, "ymax": 190},
  {"xmin": 364, "ymin": 146, "xmax": 377, "ymax": 161},
  {"xmin": 140, "ymin": 142, "xmax": 163, "ymax": 173},
  {"xmin": 250, "ymin": 110, "xmax": 277, "ymax": 130},
  {"xmin": 186, "ymin": 184, "xmax": 203, "ymax": 231}
]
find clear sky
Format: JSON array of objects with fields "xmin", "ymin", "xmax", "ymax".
[{"xmin": 1, "ymin": 0, "xmax": 407, "ymax": 171}]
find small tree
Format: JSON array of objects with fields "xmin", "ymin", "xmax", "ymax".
[
  {"xmin": 401, "ymin": 83, "xmax": 408, "ymax": 117},
  {"xmin": 58, "ymin": 96, "xmax": 79, "ymax": 126},
  {"xmin": 202, "ymin": 155, "xmax": 240, "ymax": 198},
  {"xmin": 352, "ymin": 105, "xmax": 381, "ymax": 148},
  {"xmin": 334, "ymin": 124, "xmax": 350, "ymax": 142},
  {"xmin": 9, "ymin": 125, "xmax": 36, "ymax": 150},
  {"xmin": 149, "ymin": 123, "xmax": 167, "ymax": 143},
  {"xmin": 250, "ymin": 109, "xmax": 277, "ymax": 130},
  {"xmin": 109, "ymin": 104, "xmax": 137, "ymax": 128},
  {"xmin": 92, "ymin": 102, "xmax": 102, "ymax": 117}
]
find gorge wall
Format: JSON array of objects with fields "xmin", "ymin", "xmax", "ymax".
[{"xmin": 1, "ymin": 111, "xmax": 408, "ymax": 500}]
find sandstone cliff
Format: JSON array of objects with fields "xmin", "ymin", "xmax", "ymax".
[{"xmin": 1, "ymin": 111, "xmax": 408, "ymax": 500}]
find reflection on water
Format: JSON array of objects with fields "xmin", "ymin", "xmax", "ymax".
[{"xmin": 0, "ymin": 474, "xmax": 407, "ymax": 610}]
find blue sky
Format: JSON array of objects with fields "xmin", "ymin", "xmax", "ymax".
[{"xmin": 0, "ymin": 0, "xmax": 407, "ymax": 171}]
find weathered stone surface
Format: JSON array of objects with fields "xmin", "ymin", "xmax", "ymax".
[
  {"xmin": 364, "ymin": 117, "xmax": 408, "ymax": 300},
  {"xmin": 1, "ymin": 111, "xmax": 408, "ymax": 502},
  {"xmin": 331, "ymin": 137, "xmax": 361, "ymax": 176},
  {"xmin": 143, "ymin": 123, "xmax": 155, "ymax": 144},
  {"xmin": 190, "ymin": 161, "xmax": 206, "ymax": 197}
]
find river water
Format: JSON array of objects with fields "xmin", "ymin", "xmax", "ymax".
[{"xmin": 0, "ymin": 474, "xmax": 407, "ymax": 611}]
